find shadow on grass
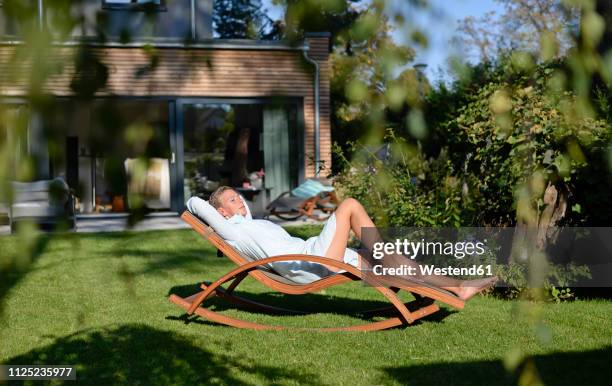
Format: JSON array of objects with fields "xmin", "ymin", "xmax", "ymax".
[
  {"xmin": 34, "ymin": 229, "xmax": 222, "ymax": 276},
  {"xmin": 167, "ymin": 282, "xmax": 456, "ymax": 324},
  {"xmin": 0, "ymin": 233, "xmax": 53, "ymax": 315},
  {"xmin": 380, "ymin": 346, "xmax": 612, "ymax": 386},
  {"xmin": 68, "ymin": 229, "xmax": 196, "ymax": 244},
  {"xmin": 80, "ymin": 229, "xmax": 225, "ymax": 276},
  {"xmin": 89, "ymin": 247, "xmax": 227, "ymax": 271},
  {"xmin": 25, "ymin": 245, "xmax": 226, "ymax": 279},
  {"xmin": 3, "ymin": 324, "xmax": 323, "ymax": 385}
]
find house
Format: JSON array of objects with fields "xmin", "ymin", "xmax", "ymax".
[{"xmin": 0, "ymin": 0, "xmax": 331, "ymax": 215}]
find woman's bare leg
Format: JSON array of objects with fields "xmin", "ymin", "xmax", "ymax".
[
  {"xmin": 324, "ymin": 198, "xmax": 496, "ymax": 300},
  {"xmin": 324, "ymin": 198, "xmax": 374, "ymax": 264}
]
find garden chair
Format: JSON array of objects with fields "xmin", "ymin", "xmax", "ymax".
[
  {"xmin": 9, "ymin": 177, "xmax": 76, "ymax": 233},
  {"xmin": 266, "ymin": 179, "xmax": 339, "ymax": 221},
  {"xmin": 168, "ymin": 211, "xmax": 465, "ymax": 331}
]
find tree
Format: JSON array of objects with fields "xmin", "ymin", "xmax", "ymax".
[
  {"xmin": 457, "ymin": 0, "xmax": 579, "ymax": 63},
  {"xmin": 213, "ymin": 0, "xmax": 279, "ymax": 39},
  {"xmin": 276, "ymin": 0, "xmax": 362, "ymax": 44}
]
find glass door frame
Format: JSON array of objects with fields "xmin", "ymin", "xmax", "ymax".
[{"xmin": 172, "ymin": 97, "xmax": 305, "ymax": 212}]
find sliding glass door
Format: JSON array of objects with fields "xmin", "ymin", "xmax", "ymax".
[{"xmin": 174, "ymin": 98, "xmax": 302, "ymax": 211}]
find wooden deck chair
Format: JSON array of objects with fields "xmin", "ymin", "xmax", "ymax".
[
  {"xmin": 168, "ymin": 211, "xmax": 465, "ymax": 331},
  {"xmin": 266, "ymin": 179, "xmax": 339, "ymax": 221}
]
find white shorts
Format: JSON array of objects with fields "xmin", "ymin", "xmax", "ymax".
[{"xmin": 305, "ymin": 213, "xmax": 361, "ymax": 268}]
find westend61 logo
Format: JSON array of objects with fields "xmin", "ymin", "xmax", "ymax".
[
  {"xmin": 371, "ymin": 239, "xmax": 487, "ymax": 260},
  {"xmin": 360, "ymin": 227, "xmax": 500, "ymax": 279},
  {"xmin": 369, "ymin": 238, "xmax": 493, "ymax": 277}
]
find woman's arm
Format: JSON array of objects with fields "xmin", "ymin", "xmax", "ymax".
[{"xmin": 186, "ymin": 196, "xmax": 241, "ymax": 241}]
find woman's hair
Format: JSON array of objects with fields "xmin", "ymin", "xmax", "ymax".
[{"xmin": 209, "ymin": 186, "xmax": 235, "ymax": 209}]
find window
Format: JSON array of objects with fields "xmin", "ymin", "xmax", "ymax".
[{"xmin": 102, "ymin": 0, "xmax": 166, "ymax": 11}]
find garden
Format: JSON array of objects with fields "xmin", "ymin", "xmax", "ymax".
[
  {"xmin": 1, "ymin": 0, "xmax": 612, "ymax": 385},
  {"xmin": 1, "ymin": 228, "xmax": 610, "ymax": 385}
]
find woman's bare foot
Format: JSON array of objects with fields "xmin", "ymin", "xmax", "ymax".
[{"xmin": 449, "ymin": 276, "xmax": 498, "ymax": 300}]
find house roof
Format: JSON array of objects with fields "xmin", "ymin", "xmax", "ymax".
[{"xmin": 0, "ymin": 37, "xmax": 309, "ymax": 51}]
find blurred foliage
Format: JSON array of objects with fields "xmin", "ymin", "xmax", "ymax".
[
  {"xmin": 275, "ymin": 0, "xmax": 362, "ymax": 43},
  {"xmin": 333, "ymin": 1, "xmax": 612, "ymax": 228},
  {"xmin": 0, "ymin": 0, "xmax": 170, "ymax": 312},
  {"xmin": 330, "ymin": 1, "xmax": 612, "ymax": 383},
  {"xmin": 276, "ymin": 0, "xmax": 428, "ymax": 166}
]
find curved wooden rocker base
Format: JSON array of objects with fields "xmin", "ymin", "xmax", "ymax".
[
  {"xmin": 169, "ymin": 292, "xmax": 439, "ymax": 331},
  {"xmin": 169, "ymin": 211, "xmax": 464, "ymax": 331},
  {"xmin": 169, "ymin": 255, "xmax": 444, "ymax": 331},
  {"xmin": 195, "ymin": 281, "xmax": 435, "ymax": 317}
]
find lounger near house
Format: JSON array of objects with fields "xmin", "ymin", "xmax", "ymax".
[
  {"xmin": 9, "ymin": 178, "xmax": 76, "ymax": 233},
  {"xmin": 266, "ymin": 179, "xmax": 339, "ymax": 221},
  {"xmin": 168, "ymin": 211, "xmax": 465, "ymax": 331}
]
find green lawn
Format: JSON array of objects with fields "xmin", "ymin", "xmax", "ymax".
[{"xmin": 0, "ymin": 228, "xmax": 611, "ymax": 385}]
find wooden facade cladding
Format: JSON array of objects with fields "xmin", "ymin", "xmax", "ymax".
[{"xmin": 0, "ymin": 37, "xmax": 331, "ymax": 177}]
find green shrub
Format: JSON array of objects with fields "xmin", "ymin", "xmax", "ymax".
[
  {"xmin": 332, "ymin": 60, "xmax": 608, "ymax": 299},
  {"xmin": 494, "ymin": 262, "xmax": 591, "ymax": 302},
  {"xmin": 333, "ymin": 132, "xmax": 477, "ymax": 228},
  {"xmin": 333, "ymin": 62, "xmax": 611, "ymax": 227}
]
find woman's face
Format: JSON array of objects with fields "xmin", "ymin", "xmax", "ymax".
[{"xmin": 218, "ymin": 189, "xmax": 247, "ymax": 218}]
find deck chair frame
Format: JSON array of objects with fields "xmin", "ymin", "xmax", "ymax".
[{"xmin": 169, "ymin": 211, "xmax": 465, "ymax": 331}]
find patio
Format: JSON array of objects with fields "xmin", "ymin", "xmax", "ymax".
[{"xmin": 0, "ymin": 212, "xmax": 322, "ymax": 235}]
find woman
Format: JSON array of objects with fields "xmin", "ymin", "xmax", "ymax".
[{"xmin": 187, "ymin": 186, "xmax": 496, "ymax": 300}]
